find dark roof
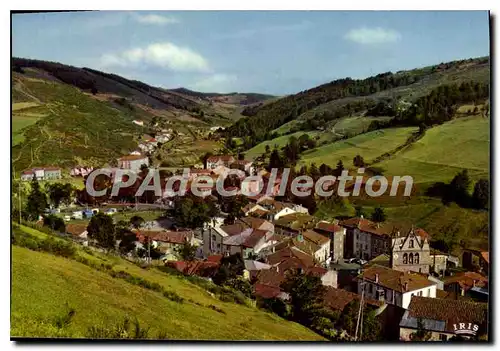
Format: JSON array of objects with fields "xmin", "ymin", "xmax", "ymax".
[
  {"xmin": 219, "ymin": 222, "xmax": 248, "ymax": 236},
  {"xmin": 255, "ymin": 267, "xmax": 286, "ymax": 288},
  {"xmin": 166, "ymin": 260, "xmax": 219, "ymax": 277},
  {"xmin": 134, "ymin": 230, "xmax": 193, "ymax": 244},
  {"xmin": 405, "ymin": 296, "xmax": 487, "ymax": 333},
  {"xmin": 238, "ymin": 217, "xmax": 270, "ymax": 230},
  {"xmin": 443, "ymin": 272, "xmax": 488, "ymax": 291},
  {"xmin": 118, "ymin": 154, "xmax": 147, "ymax": 161},
  {"xmin": 357, "ymin": 265, "xmax": 436, "ymax": 293}
]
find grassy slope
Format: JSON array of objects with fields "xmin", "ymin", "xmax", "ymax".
[
  {"xmin": 299, "ymin": 127, "xmax": 417, "ymax": 167},
  {"xmin": 11, "ymin": 228, "xmax": 323, "ymax": 340},
  {"xmin": 245, "ymin": 131, "xmax": 337, "ymax": 160},
  {"xmin": 12, "ymin": 75, "xmax": 145, "ymax": 170},
  {"xmin": 376, "ymin": 115, "xmax": 489, "ymax": 185}
]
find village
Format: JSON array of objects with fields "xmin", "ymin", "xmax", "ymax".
[{"xmin": 16, "ymin": 147, "xmax": 489, "ymax": 341}]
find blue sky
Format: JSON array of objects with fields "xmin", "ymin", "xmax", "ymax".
[{"xmin": 12, "ymin": 11, "xmax": 490, "ymax": 95}]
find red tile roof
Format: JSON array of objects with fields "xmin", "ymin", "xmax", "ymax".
[
  {"xmin": 66, "ymin": 223, "xmax": 88, "ymax": 236},
  {"xmin": 207, "ymin": 155, "xmax": 235, "ymax": 162},
  {"xmin": 118, "ymin": 154, "xmax": 148, "ymax": 161},
  {"xmin": 134, "ymin": 230, "xmax": 193, "ymax": 244},
  {"xmin": 254, "ymin": 283, "xmax": 283, "ymax": 299},
  {"xmin": 358, "ymin": 265, "xmax": 436, "ymax": 293},
  {"xmin": 206, "ymin": 254, "xmax": 223, "ymax": 263},
  {"xmin": 243, "ymin": 229, "xmax": 268, "ymax": 248},
  {"xmin": 322, "ymin": 287, "xmax": 382, "ymax": 312},
  {"xmin": 316, "ymin": 221, "xmax": 343, "ymax": 234},
  {"xmin": 481, "ymin": 251, "xmax": 489, "ymax": 264},
  {"xmin": 340, "ymin": 217, "xmax": 394, "ymax": 237},
  {"xmin": 407, "ymin": 296, "xmax": 487, "ymax": 333},
  {"xmin": 266, "ymin": 246, "xmax": 315, "ymax": 268},
  {"xmin": 166, "ymin": 260, "xmax": 219, "ymax": 277}
]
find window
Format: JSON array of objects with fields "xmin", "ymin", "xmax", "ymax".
[
  {"xmin": 418, "ymin": 291, "xmax": 422, "ymax": 296},
  {"xmin": 427, "ymin": 288, "xmax": 431, "ymax": 297},
  {"xmin": 415, "ymin": 253, "xmax": 420, "ymax": 264},
  {"xmin": 439, "ymin": 334, "xmax": 448, "ymax": 341},
  {"xmin": 409, "ymin": 240, "xmax": 414, "ymax": 248},
  {"xmin": 403, "ymin": 253, "xmax": 408, "ymax": 264},
  {"xmin": 409, "ymin": 253, "xmax": 414, "ymax": 264},
  {"xmin": 369, "ymin": 284, "xmax": 373, "ymax": 294}
]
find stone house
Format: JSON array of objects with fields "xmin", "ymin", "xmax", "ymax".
[
  {"xmin": 356, "ymin": 264, "xmax": 437, "ymax": 309},
  {"xmin": 315, "ymin": 221, "xmax": 345, "ymax": 264},
  {"xmin": 390, "ymin": 228, "xmax": 431, "ymax": 274},
  {"xmin": 117, "ymin": 154, "xmax": 149, "ymax": 172}
]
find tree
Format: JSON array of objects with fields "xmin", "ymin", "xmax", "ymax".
[
  {"xmin": 371, "ymin": 206, "xmax": 386, "ymax": 223},
  {"xmin": 129, "ymin": 215, "xmax": 145, "ymax": 230},
  {"xmin": 87, "ymin": 213, "xmax": 116, "ymax": 250},
  {"xmin": 280, "ymin": 270, "xmax": 326, "ymax": 325},
  {"xmin": 222, "ymin": 195, "xmax": 248, "ymax": 224},
  {"xmin": 175, "ymin": 242, "xmax": 198, "ymax": 261},
  {"xmin": 43, "ymin": 214, "xmax": 66, "ymax": 232},
  {"xmin": 265, "ymin": 145, "xmax": 271, "ymax": 154},
  {"xmin": 354, "ymin": 205, "xmax": 365, "ymax": 218},
  {"xmin": 200, "ymin": 152, "xmax": 214, "ymax": 169},
  {"xmin": 319, "ymin": 163, "xmax": 333, "ymax": 176},
  {"xmin": 268, "ymin": 147, "xmax": 284, "ymax": 170},
  {"xmin": 334, "ymin": 160, "xmax": 344, "ymax": 177},
  {"xmin": 410, "ymin": 318, "xmax": 432, "ymax": 341},
  {"xmin": 238, "ymin": 153, "xmax": 245, "ymax": 161},
  {"xmin": 212, "ymin": 253, "xmax": 245, "ymax": 286},
  {"xmin": 472, "ymin": 179, "xmax": 489, "ymax": 209},
  {"xmin": 353, "ymin": 155, "xmax": 365, "ymax": 168},
  {"xmin": 26, "ymin": 177, "xmax": 48, "ymax": 220},
  {"xmin": 308, "ymin": 163, "xmax": 321, "ymax": 181},
  {"xmin": 449, "ymin": 169, "xmax": 471, "ymax": 206},
  {"xmin": 171, "ymin": 194, "xmax": 219, "ymax": 229},
  {"xmin": 46, "ymin": 183, "xmax": 74, "ymax": 208}
]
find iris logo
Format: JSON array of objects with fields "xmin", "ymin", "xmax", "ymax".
[{"xmin": 453, "ymin": 322, "xmax": 480, "ymax": 336}]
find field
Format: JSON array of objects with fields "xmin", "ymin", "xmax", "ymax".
[
  {"xmin": 11, "ymin": 226, "xmax": 324, "ymax": 340},
  {"xmin": 376, "ymin": 115, "xmax": 489, "ymax": 184},
  {"xmin": 245, "ymin": 131, "xmax": 336, "ymax": 160},
  {"xmin": 298, "ymin": 127, "xmax": 417, "ymax": 167}
]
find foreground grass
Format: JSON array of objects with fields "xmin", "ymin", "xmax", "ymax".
[{"xmin": 11, "ymin": 226, "xmax": 324, "ymax": 340}]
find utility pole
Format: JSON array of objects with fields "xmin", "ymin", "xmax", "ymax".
[
  {"xmin": 18, "ymin": 181, "xmax": 22, "ymax": 223},
  {"xmin": 355, "ymin": 282, "xmax": 365, "ymax": 341}
]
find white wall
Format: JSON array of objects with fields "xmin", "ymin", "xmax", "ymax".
[
  {"xmin": 402, "ymin": 285, "xmax": 437, "ymax": 309},
  {"xmin": 359, "ymin": 280, "xmax": 437, "ymax": 309}
]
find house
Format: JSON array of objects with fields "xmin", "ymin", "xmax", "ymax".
[
  {"xmin": 66, "ymin": 224, "xmax": 89, "ymax": 246},
  {"xmin": 229, "ymin": 159, "xmax": 255, "ymax": 174},
  {"xmin": 323, "ymin": 286, "xmax": 384, "ymax": 314},
  {"xmin": 300, "ymin": 230, "xmax": 331, "ymax": 264},
  {"xmin": 274, "ymin": 213, "xmax": 317, "ymax": 236},
  {"xmin": 188, "ymin": 168, "xmax": 213, "ymax": 180},
  {"xmin": 70, "ymin": 166, "xmax": 94, "ymax": 177},
  {"xmin": 242, "ymin": 203, "xmax": 270, "ymax": 218},
  {"xmin": 399, "ymin": 297, "xmax": 488, "ymax": 341},
  {"xmin": 21, "ymin": 167, "xmax": 62, "ymax": 181},
  {"xmin": 462, "ymin": 249, "xmax": 489, "ymax": 276},
  {"xmin": 390, "ymin": 228, "xmax": 431, "ymax": 274},
  {"xmin": 340, "ymin": 216, "xmax": 395, "ymax": 260},
  {"xmin": 315, "ymin": 221, "xmax": 345, "ymax": 264},
  {"xmin": 443, "ymin": 272, "xmax": 488, "ymax": 302},
  {"xmin": 206, "ymin": 155, "xmax": 235, "ymax": 170},
  {"xmin": 117, "ymin": 154, "xmax": 149, "ymax": 171},
  {"xmin": 134, "ymin": 230, "xmax": 195, "ymax": 255},
  {"xmin": 356, "ymin": 265, "xmax": 437, "ymax": 309},
  {"xmin": 222, "ymin": 229, "xmax": 272, "ymax": 259},
  {"xmin": 166, "ymin": 260, "xmax": 220, "ymax": 278}
]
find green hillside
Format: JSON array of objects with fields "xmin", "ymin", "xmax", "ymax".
[
  {"xmin": 298, "ymin": 127, "xmax": 418, "ymax": 168},
  {"xmin": 375, "ymin": 115, "xmax": 489, "ymax": 185},
  {"xmin": 11, "ymin": 226, "xmax": 324, "ymax": 340}
]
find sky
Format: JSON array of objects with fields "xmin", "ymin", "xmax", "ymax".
[{"xmin": 12, "ymin": 11, "xmax": 490, "ymax": 95}]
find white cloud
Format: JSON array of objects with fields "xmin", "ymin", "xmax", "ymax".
[
  {"xmin": 133, "ymin": 14, "xmax": 180, "ymax": 26},
  {"xmin": 344, "ymin": 27, "xmax": 401, "ymax": 45},
  {"xmin": 190, "ymin": 74, "xmax": 237, "ymax": 93},
  {"xmin": 100, "ymin": 42, "xmax": 210, "ymax": 72}
]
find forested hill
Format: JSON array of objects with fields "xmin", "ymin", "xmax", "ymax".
[
  {"xmin": 168, "ymin": 87, "xmax": 275, "ymax": 106},
  {"xmin": 225, "ymin": 56, "xmax": 490, "ymax": 145}
]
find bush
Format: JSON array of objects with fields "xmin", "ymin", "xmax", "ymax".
[{"xmin": 163, "ymin": 290, "xmax": 184, "ymax": 303}]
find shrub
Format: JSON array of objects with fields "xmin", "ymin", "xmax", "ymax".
[{"xmin": 163, "ymin": 290, "xmax": 185, "ymax": 303}]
